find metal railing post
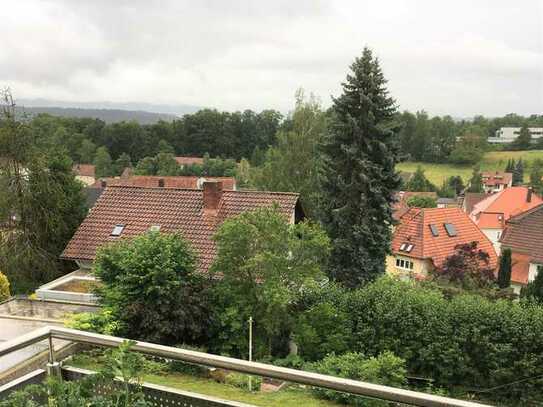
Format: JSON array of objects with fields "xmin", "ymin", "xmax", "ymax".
[{"xmin": 46, "ymin": 333, "xmax": 61, "ymax": 379}]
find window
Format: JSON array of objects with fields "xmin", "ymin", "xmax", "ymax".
[
  {"xmin": 111, "ymin": 224, "xmax": 125, "ymax": 236},
  {"xmin": 429, "ymin": 224, "xmax": 439, "ymax": 237},
  {"xmin": 400, "ymin": 243, "xmax": 407, "ymax": 251},
  {"xmin": 395, "ymin": 258, "xmax": 414, "ymax": 270},
  {"xmin": 149, "ymin": 225, "xmax": 161, "ymax": 232},
  {"xmin": 405, "ymin": 244, "xmax": 414, "ymax": 252},
  {"xmin": 444, "ymin": 223, "xmax": 457, "ymax": 237}
]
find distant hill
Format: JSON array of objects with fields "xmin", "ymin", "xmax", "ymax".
[
  {"xmin": 15, "ymin": 99, "xmax": 204, "ymax": 124},
  {"xmin": 17, "ymin": 106, "xmax": 179, "ymax": 124}
]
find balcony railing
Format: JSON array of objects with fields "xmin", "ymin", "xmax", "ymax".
[{"xmin": 0, "ymin": 326, "xmax": 492, "ymax": 407}]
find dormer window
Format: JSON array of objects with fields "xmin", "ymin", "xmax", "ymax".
[{"xmin": 111, "ymin": 224, "xmax": 125, "ymax": 237}]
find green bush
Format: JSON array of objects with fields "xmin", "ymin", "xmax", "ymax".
[
  {"xmin": 224, "ymin": 372, "xmax": 262, "ymax": 391},
  {"xmin": 168, "ymin": 344, "xmax": 209, "ymax": 376},
  {"xmin": 0, "ymin": 272, "xmax": 10, "ymax": 301},
  {"xmin": 307, "ymin": 351, "xmax": 406, "ymax": 406}
]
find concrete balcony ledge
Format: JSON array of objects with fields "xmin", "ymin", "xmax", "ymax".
[{"xmin": 35, "ymin": 270, "xmax": 99, "ymax": 304}]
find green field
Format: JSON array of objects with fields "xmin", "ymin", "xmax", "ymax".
[{"xmin": 397, "ymin": 150, "xmax": 543, "ymax": 186}]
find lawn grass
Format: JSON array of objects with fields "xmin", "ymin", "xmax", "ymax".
[
  {"xmin": 66, "ymin": 354, "xmax": 346, "ymax": 407},
  {"xmin": 397, "ymin": 150, "xmax": 543, "ymax": 186}
]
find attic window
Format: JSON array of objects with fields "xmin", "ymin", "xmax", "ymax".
[
  {"xmin": 111, "ymin": 224, "xmax": 125, "ymax": 237},
  {"xmin": 149, "ymin": 225, "xmax": 161, "ymax": 232},
  {"xmin": 405, "ymin": 244, "xmax": 414, "ymax": 253},
  {"xmin": 444, "ymin": 223, "xmax": 457, "ymax": 237},
  {"xmin": 399, "ymin": 243, "xmax": 408, "ymax": 251},
  {"xmin": 399, "ymin": 243, "xmax": 414, "ymax": 252},
  {"xmin": 429, "ymin": 224, "xmax": 439, "ymax": 237}
]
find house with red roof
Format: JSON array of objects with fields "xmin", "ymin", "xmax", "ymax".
[
  {"xmin": 481, "ymin": 171, "xmax": 512, "ymax": 194},
  {"xmin": 500, "ymin": 203, "xmax": 543, "ymax": 294},
  {"xmin": 72, "ymin": 164, "xmax": 96, "ymax": 186},
  {"xmin": 469, "ymin": 186, "xmax": 542, "ymax": 253},
  {"xmin": 62, "ymin": 181, "xmax": 303, "ymax": 273},
  {"xmin": 387, "ymin": 207, "xmax": 497, "ymax": 280},
  {"xmin": 91, "ymin": 175, "xmax": 237, "ymax": 191}
]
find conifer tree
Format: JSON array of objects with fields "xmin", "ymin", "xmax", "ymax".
[
  {"xmin": 467, "ymin": 167, "xmax": 484, "ymax": 193},
  {"xmin": 497, "ymin": 248, "xmax": 512, "ymax": 289},
  {"xmin": 505, "ymin": 159, "xmax": 513, "ymax": 173},
  {"xmin": 319, "ymin": 47, "xmax": 401, "ymax": 287},
  {"xmin": 513, "ymin": 159, "xmax": 524, "ymax": 185}
]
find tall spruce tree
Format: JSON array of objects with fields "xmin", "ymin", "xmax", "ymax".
[
  {"xmin": 467, "ymin": 167, "xmax": 484, "ymax": 193},
  {"xmin": 319, "ymin": 47, "xmax": 401, "ymax": 287},
  {"xmin": 497, "ymin": 248, "xmax": 512, "ymax": 289},
  {"xmin": 513, "ymin": 159, "xmax": 524, "ymax": 185}
]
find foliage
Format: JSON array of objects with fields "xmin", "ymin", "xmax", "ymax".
[
  {"xmin": 94, "ymin": 146, "xmax": 114, "ymax": 178},
  {"xmin": 307, "ymin": 351, "xmax": 407, "ymax": 407},
  {"xmin": 251, "ymin": 89, "xmax": 327, "ymax": 217},
  {"xmin": 93, "ymin": 231, "xmax": 211, "ymax": 345},
  {"xmin": 433, "ymin": 242, "xmax": 495, "ymax": 289},
  {"xmin": 529, "ymin": 158, "xmax": 543, "ymax": 194},
  {"xmin": 522, "ymin": 266, "xmax": 543, "ymax": 303},
  {"xmin": 0, "ymin": 91, "xmax": 87, "ymax": 292},
  {"xmin": 210, "ymin": 205, "xmax": 330, "ymax": 358},
  {"xmin": 114, "ymin": 152, "xmax": 132, "ymax": 175},
  {"xmin": 497, "ymin": 248, "xmax": 512, "ymax": 289},
  {"xmin": 77, "ymin": 138, "xmax": 96, "ymax": 164},
  {"xmin": 0, "ymin": 341, "xmax": 149, "ymax": 407},
  {"xmin": 406, "ymin": 195, "xmax": 437, "ymax": 208},
  {"xmin": 445, "ymin": 175, "xmax": 465, "ymax": 196},
  {"xmin": 319, "ymin": 47, "xmax": 401, "ymax": 287},
  {"xmin": 0, "ymin": 272, "xmax": 10, "ymax": 301},
  {"xmin": 64, "ymin": 309, "xmax": 120, "ymax": 335},
  {"xmin": 405, "ymin": 166, "xmax": 436, "ymax": 192},
  {"xmin": 512, "ymin": 158, "xmax": 524, "ymax": 185},
  {"xmin": 511, "ymin": 125, "xmax": 532, "ymax": 150},
  {"xmin": 467, "ymin": 167, "xmax": 484, "ymax": 192},
  {"xmin": 293, "ymin": 301, "xmax": 352, "ymax": 361},
  {"xmin": 224, "ymin": 372, "xmax": 262, "ymax": 391}
]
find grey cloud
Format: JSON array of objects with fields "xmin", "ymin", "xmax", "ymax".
[{"xmin": 1, "ymin": 0, "xmax": 541, "ymax": 116}]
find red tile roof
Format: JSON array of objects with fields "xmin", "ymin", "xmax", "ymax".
[
  {"xmin": 392, "ymin": 207, "xmax": 497, "ymax": 269},
  {"xmin": 73, "ymin": 164, "xmax": 95, "ymax": 178},
  {"xmin": 175, "ymin": 156, "xmax": 204, "ymax": 166},
  {"xmin": 510, "ymin": 252, "xmax": 531, "ymax": 285},
  {"xmin": 501, "ymin": 203, "xmax": 543, "ymax": 268},
  {"xmin": 470, "ymin": 187, "xmax": 543, "ymax": 229},
  {"xmin": 481, "ymin": 171, "xmax": 512, "ymax": 187},
  {"xmin": 91, "ymin": 176, "xmax": 236, "ymax": 191},
  {"xmin": 61, "ymin": 185, "xmax": 301, "ymax": 272}
]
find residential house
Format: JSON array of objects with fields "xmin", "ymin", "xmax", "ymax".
[
  {"xmin": 500, "ymin": 203, "xmax": 543, "ymax": 294},
  {"xmin": 488, "ymin": 127, "xmax": 543, "ymax": 144},
  {"xmin": 72, "ymin": 164, "xmax": 96, "ymax": 186},
  {"xmin": 62, "ymin": 181, "xmax": 303, "ymax": 273},
  {"xmin": 481, "ymin": 171, "xmax": 512, "ymax": 194},
  {"xmin": 175, "ymin": 156, "xmax": 204, "ymax": 168},
  {"xmin": 92, "ymin": 175, "xmax": 237, "ymax": 190},
  {"xmin": 386, "ymin": 207, "xmax": 497, "ymax": 280},
  {"xmin": 470, "ymin": 187, "xmax": 543, "ymax": 253}
]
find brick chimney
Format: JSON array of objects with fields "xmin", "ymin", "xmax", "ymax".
[
  {"xmin": 527, "ymin": 187, "xmax": 533, "ymax": 203},
  {"xmin": 100, "ymin": 179, "xmax": 107, "ymax": 188},
  {"xmin": 158, "ymin": 178, "xmax": 165, "ymax": 187},
  {"xmin": 203, "ymin": 181, "xmax": 223, "ymax": 212}
]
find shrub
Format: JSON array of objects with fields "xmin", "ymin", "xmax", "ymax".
[
  {"xmin": 167, "ymin": 344, "xmax": 209, "ymax": 376},
  {"xmin": 224, "ymin": 372, "xmax": 262, "ymax": 391},
  {"xmin": 93, "ymin": 231, "xmax": 211, "ymax": 345},
  {"xmin": 307, "ymin": 351, "xmax": 406, "ymax": 406},
  {"xmin": 0, "ymin": 272, "xmax": 10, "ymax": 301}
]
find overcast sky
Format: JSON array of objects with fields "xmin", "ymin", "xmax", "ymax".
[{"xmin": 2, "ymin": 0, "xmax": 542, "ymax": 116}]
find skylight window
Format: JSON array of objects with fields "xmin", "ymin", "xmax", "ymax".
[
  {"xmin": 399, "ymin": 243, "xmax": 407, "ymax": 251},
  {"xmin": 429, "ymin": 224, "xmax": 439, "ymax": 237},
  {"xmin": 405, "ymin": 244, "xmax": 414, "ymax": 253},
  {"xmin": 444, "ymin": 223, "xmax": 457, "ymax": 237},
  {"xmin": 149, "ymin": 225, "xmax": 161, "ymax": 232},
  {"xmin": 111, "ymin": 224, "xmax": 125, "ymax": 237}
]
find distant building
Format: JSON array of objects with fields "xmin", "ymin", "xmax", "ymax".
[
  {"xmin": 72, "ymin": 164, "xmax": 96, "ymax": 186},
  {"xmin": 387, "ymin": 207, "xmax": 497, "ymax": 280},
  {"xmin": 500, "ymin": 203, "xmax": 543, "ymax": 294},
  {"xmin": 481, "ymin": 171, "xmax": 512, "ymax": 194},
  {"xmin": 488, "ymin": 127, "xmax": 543, "ymax": 144},
  {"xmin": 436, "ymin": 197, "xmax": 458, "ymax": 208},
  {"xmin": 91, "ymin": 175, "xmax": 237, "ymax": 191},
  {"xmin": 470, "ymin": 187, "xmax": 543, "ymax": 253}
]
